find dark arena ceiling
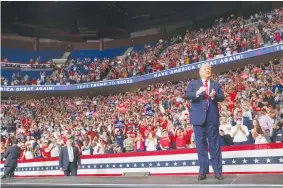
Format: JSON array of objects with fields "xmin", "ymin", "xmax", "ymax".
[{"xmin": 1, "ymin": 1, "xmax": 283, "ymax": 42}]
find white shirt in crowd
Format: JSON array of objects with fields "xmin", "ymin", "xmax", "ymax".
[
  {"xmin": 24, "ymin": 150, "xmax": 34, "ymax": 160},
  {"xmin": 155, "ymin": 128, "xmax": 162, "ymax": 138},
  {"xmin": 226, "ymin": 48, "xmax": 232, "ymax": 56},
  {"xmin": 82, "ymin": 144, "xmax": 91, "ymax": 155},
  {"xmin": 145, "ymin": 138, "xmax": 157, "ymax": 151},
  {"xmin": 26, "ymin": 140, "xmax": 35, "ymax": 147},
  {"xmin": 50, "ymin": 144, "xmax": 60, "ymax": 157},
  {"xmin": 67, "ymin": 145, "xmax": 74, "ymax": 162},
  {"xmin": 93, "ymin": 143, "xmax": 105, "ymax": 155},
  {"xmin": 230, "ymin": 124, "xmax": 249, "ymax": 143},
  {"xmin": 24, "ymin": 75, "xmax": 29, "ymax": 81},
  {"xmin": 219, "ymin": 123, "xmax": 232, "ymax": 135},
  {"xmin": 243, "ymin": 110, "xmax": 253, "ymax": 121}
]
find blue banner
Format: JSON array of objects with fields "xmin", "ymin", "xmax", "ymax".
[
  {"xmin": 1, "ymin": 44, "xmax": 283, "ymax": 92},
  {"xmin": 114, "ymin": 120, "xmax": 125, "ymax": 129},
  {"xmin": 144, "ymin": 103, "xmax": 155, "ymax": 116}
]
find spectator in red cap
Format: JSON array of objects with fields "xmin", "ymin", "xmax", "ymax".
[
  {"xmin": 159, "ymin": 130, "xmax": 171, "ymax": 150},
  {"xmin": 230, "ymin": 118, "xmax": 250, "ymax": 145},
  {"xmin": 175, "ymin": 128, "xmax": 186, "ymax": 149},
  {"xmin": 42, "ymin": 140, "xmax": 51, "ymax": 159}
]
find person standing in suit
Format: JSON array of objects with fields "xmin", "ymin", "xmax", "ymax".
[
  {"xmin": 59, "ymin": 138, "xmax": 81, "ymax": 176},
  {"xmin": 1, "ymin": 139, "xmax": 21, "ymax": 179},
  {"xmin": 185, "ymin": 64, "xmax": 225, "ymax": 181}
]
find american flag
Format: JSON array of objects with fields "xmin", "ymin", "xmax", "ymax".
[
  {"xmin": 2, "ymin": 156, "xmax": 282, "ymax": 173},
  {"xmin": 1, "ymin": 144, "xmax": 283, "ymax": 176}
]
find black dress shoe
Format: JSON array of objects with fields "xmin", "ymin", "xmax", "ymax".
[
  {"xmin": 215, "ymin": 174, "xmax": 224, "ymax": 180},
  {"xmin": 1, "ymin": 175, "xmax": 7, "ymax": 179},
  {"xmin": 198, "ymin": 174, "xmax": 207, "ymax": 181}
]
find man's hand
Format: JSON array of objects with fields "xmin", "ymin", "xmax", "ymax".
[
  {"xmin": 196, "ymin": 86, "xmax": 207, "ymax": 96},
  {"xmin": 78, "ymin": 165, "xmax": 80, "ymax": 169},
  {"xmin": 60, "ymin": 167, "xmax": 63, "ymax": 171},
  {"xmin": 210, "ymin": 88, "xmax": 216, "ymax": 98}
]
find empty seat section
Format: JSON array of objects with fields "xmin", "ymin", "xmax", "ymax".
[
  {"xmin": 1, "ymin": 48, "xmax": 64, "ymax": 63},
  {"xmin": 69, "ymin": 47, "xmax": 128, "ymax": 60}
]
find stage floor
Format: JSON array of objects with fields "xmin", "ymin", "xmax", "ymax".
[{"xmin": 1, "ymin": 175, "xmax": 283, "ymax": 188}]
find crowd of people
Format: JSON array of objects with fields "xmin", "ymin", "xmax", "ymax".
[
  {"xmin": 1, "ymin": 57, "xmax": 112, "ymax": 86},
  {"xmin": 2, "ymin": 8, "xmax": 283, "ymax": 86},
  {"xmin": 107, "ymin": 14, "xmax": 263, "ymax": 80},
  {"xmin": 1, "ymin": 57, "xmax": 283, "ymax": 161}
]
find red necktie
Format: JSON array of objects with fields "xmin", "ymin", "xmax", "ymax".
[{"xmin": 205, "ymin": 80, "xmax": 209, "ymax": 111}]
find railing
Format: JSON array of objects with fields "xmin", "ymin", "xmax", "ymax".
[{"xmin": 1, "ymin": 62, "xmax": 51, "ymax": 69}]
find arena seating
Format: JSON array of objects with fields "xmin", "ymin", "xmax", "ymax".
[
  {"xmin": 1, "ymin": 8, "xmax": 283, "ymax": 161},
  {"xmin": 70, "ymin": 47, "xmax": 128, "ymax": 60},
  {"xmin": 1, "ymin": 48, "xmax": 64, "ymax": 63},
  {"xmin": 2, "ymin": 8, "xmax": 283, "ymax": 86},
  {"xmin": 1, "ymin": 57, "xmax": 282, "ymax": 160}
]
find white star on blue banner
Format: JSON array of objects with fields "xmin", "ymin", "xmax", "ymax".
[{"xmin": 1, "ymin": 156, "xmax": 282, "ymax": 172}]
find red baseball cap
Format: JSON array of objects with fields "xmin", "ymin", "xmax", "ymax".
[{"xmin": 256, "ymin": 107, "xmax": 262, "ymax": 111}]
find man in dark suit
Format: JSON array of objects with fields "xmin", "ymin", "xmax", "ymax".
[
  {"xmin": 185, "ymin": 64, "xmax": 224, "ymax": 181},
  {"xmin": 1, "ymin": 139, "xmax": 21, "ymax": 179},
  {"xmin": 59, "ymin": 138, "xmax": 81, "ymax": 176}
]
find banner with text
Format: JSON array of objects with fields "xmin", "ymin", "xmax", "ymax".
[{"xmin": 1, "ymin": 44, "xmax": 283, "ymax": 93}]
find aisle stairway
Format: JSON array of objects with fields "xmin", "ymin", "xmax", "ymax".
[
  {"xmin": 123, "ymin": 47, "xmax": 134, "ymax": 56},
  {"xmin": 61, "ymin": 52, "xmax": 71, "ymax": 59}
]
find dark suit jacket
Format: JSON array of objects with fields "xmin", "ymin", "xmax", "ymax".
[
  {"xmin": 4, "ymin": 145, "xmax": 21, "ymax": 168},
  {"xmin": 185, "ymin": 79, "xmax": 224, "ymax": 125},
  {"xmin": 59, "ymin": 146, "xmax": 81, "ymax": 170}
]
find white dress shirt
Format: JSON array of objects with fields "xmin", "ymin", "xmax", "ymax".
[
  {"xmin": 93, "ymin": 143, "xmax": 105, "ymax": 155},
  {"xmin": 201, "ymin": 78, "xmax": 210, "ymax": 92},
  {"xmin": 230, "ymin": 125, "xmax": 249, "ymax": 143},
  {"xmin": 243, "ymin": 110, "xmax": 253, "ymax": 121},
  {"xmin": 196, "ymin": 79, "xmax": 211, "ymax": 97},
  {"xmin": 196, "ymin": 79, "xmax": 213, "ymax": 103},
  {"xmin": 51, "ymin": 144, "xmax": 60, "ymax": 158},
  {"xmin": 219, "ymin": 123, "xmax": 232, "ymax": 135},
  {"xmin": 145, "ymin": 138, "xmax": 157, "ymax": 151},
  {"xmin": 67, "ymin": 146, "xmax": 74, "ymax": 162}
]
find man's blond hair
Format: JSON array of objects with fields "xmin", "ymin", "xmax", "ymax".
[{"xmin": 199, "ymin": 64, "xmax": 212, "ymax": 72}]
